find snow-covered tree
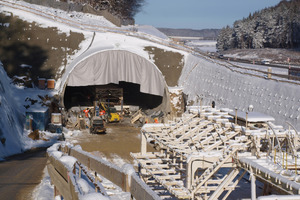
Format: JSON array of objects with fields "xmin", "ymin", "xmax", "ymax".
[
  {"xmin": 70, "ymin": 0, "xmax": 145, "ymax": 21},
  {"xmin": 217, "ymin": 0, "xmax": 300, "ymax": 51}
]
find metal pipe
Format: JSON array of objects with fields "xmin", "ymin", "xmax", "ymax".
[
  {"xmin": 274, "ymin": 148, "xmax": 276, "ymax": 164},
  {"xmin": 251, "ymin": 173, "xmax": 256, "ymax": 200},
  {"xmin": 257, "ymin": 195, "xmax": 300, "ymax": 200},
  {"xmin": 286, "ymin": 140, "xmax": 288, "ymax": 170},
  {"xmin": 267, "ymin": 122, "xmax": 284, "ymax": 165},
  {"xmin": 286, "ymin": 121, "xmax": 299, "ymax": 136}
]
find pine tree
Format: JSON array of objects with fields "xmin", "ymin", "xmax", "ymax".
[{"xmin": 216, "ymin": 0, "xmax": 300, "ymax": 50}]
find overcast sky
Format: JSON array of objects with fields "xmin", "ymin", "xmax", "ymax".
[{"xmin": 134, "ymin": 0, "xmax": 282, "ymax": 29}]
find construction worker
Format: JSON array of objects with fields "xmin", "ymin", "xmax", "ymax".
[
  {"xmin": 99, "ymin": 109, "xmax": 106, "ymax": 120},
  {"xmin": 83, "ymin": 108, "xmax": 90, "ymax": 118},
  {"xmin": 100, "ymin": 110, "xmax": 106, "ymax": 116}
]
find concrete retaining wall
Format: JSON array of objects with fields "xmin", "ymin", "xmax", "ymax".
[{"xmin": 179, "ymin": 54, "xmax": 300, "ymax": 130}]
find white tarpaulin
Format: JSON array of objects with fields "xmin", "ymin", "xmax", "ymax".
[{"xmin": 66, "ymin": 50, "xmax": 165, "ymax": 96}]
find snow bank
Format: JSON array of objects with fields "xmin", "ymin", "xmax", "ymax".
[
  {"xmin": 125, "ymin": 25, "xmax": 169, "ymax": 40},
  {"xmin": 32, "ymin": 167, "xmax": 54, "ymax": 200},
  {"xmin": 0, "ymin": 64, "xmax": 26, "ymax": 158},
  {"xmin": 0, "ymin": 62, "xmax": 62, "ymax": 159},
  {"xmin": 81, "ymin": 193, "xmax": 110, "ymax": 200}
]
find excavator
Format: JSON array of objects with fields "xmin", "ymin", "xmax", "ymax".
[{"xmin": 100, "ymin": 102, "xmax": 120, "ymax": 123}]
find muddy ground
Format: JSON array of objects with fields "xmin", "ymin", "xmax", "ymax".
[
  {"xmin": 65, "ymin": 121, "xmax": 156, "ymax": 165},
  {"xmin": 0, "ymin": 148, "xmax": 47, "ymax": 200}
]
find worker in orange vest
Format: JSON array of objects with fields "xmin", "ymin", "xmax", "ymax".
[
  {"xmin": 83, "ymin": 108, "xmax": 90, "ymax": 118},
  {"xmin": 100, "ymin": 110, "xmax": 106, "ymax": 116}
]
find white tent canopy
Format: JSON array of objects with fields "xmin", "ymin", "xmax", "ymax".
[{"xmin": 60, "ymin": 49, "xmax": 166, "ymax": 97}]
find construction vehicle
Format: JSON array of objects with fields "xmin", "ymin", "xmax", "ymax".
[
  {"xmin": 90, "ymin": 116, "xmax": 106, "ymax": 134},
  {"xmin": 100, "ymin": 102, "xmax": 120, "ymax": 123}
]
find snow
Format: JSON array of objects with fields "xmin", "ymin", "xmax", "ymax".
[
  {"xmin": 32, "ymin": 167, "xmax": 54, "ymax": 200},
  {"xmin": 124, "ymin": 25, "xmax": 169, "ymax": 40},
  {"xmin": 77, "ymin": 178, "xmax": 92, "ymax": 194},
  {"xmin": 59, "ymin": 155, "xmax": 77, "ymax": 170},
  {"xmin": 229, "ymin": 111, "xmax": 275, "ymax": 122},
  {"xmin": 20, "ymin": 64, "xmax": 32, "ymax": 68},
  {"xmin": 169, "ymin": 86, "xmax": 184, "ymax": 111},
  {"xmin": 225, "ymin": 52, "xmax": 259, "ymax": 60},
  {"xmin": 122, "ymin": 164, "xmax": 136, "ymax": 176},
  {"xmin": 240, "ymin": 157, "xmax": 300, "ymax": 191},
  {"xmin": 0, "ymin": 63, "xmax": 61, "ymax": 159},
  {"xmin": 64, "ymin": 129, "xmax": 83, "ymax": 138},
  {"xmin": 142, "ymin": 123, "xmax": 167, "ymax": 130},
  {"xmin": 169, "ymin": 86, "xmax": 184, "ymax": 95},
  {"xmin": 82, "ymin": 193, "xmax": 110, "ymax": 200},
  {"xmin": 185, "ymin": 40, "xmax": 217, "ymax": 52}
]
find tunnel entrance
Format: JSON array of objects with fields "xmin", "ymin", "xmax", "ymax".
[
  {"xmin": 60, "ymin": 49, "xmax": 171, "ymax": 117},
  {"xmin": 64, "ymin": 81, "xmax": 163, "ymax": 110}
]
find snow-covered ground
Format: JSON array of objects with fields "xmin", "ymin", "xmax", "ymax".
[{"xmin": 185, "ymin": 40, "xmax": 217, "ymax": 53}]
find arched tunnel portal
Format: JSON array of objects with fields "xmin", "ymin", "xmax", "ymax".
[
  {"xmin": 64, "ymin": 82, "xmax": 163, "ymax": 110},
  {"xmin": 59, "ymin": 49, "xmax": 170, "ymax": 113}
]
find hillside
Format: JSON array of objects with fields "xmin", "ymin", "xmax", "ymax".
[
  {"xmin": 217, "ymin": 0, "xmax": 300, "ymax": 51},
  {"xmin": 0, "ymin": 0, "xmax": 187, "ymax": 159},
  {"xmin": 158, "ymin": 28, "xmax": 220, "ymax": 39},
  {"xmin": 22, "ymin": 0, "xmax": 145, "ymax": 25}
]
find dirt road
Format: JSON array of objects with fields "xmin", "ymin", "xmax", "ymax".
[
  {"xmin": 67, "ymin": 122, "xmax": 156, "ymax": 164},
  {"xmin": 0, "ymin": 148, "xmax": 47, "ymax": 200}
]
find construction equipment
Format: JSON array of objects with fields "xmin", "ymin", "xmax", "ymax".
[
  {"xmin": 100, "ymin": 102, "xmax": 120, "ymax": 123},
  {"xmin": 90, "ymin": 116, "xmax": 106, "ymax": 134}
]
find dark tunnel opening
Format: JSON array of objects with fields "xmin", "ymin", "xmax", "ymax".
[{"xmin": 63, "ymin": 81, "xmax": 163, "ymax": 110}]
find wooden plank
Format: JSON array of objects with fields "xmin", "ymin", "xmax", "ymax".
[
  {"xmin": 48, "ymin": 155, "xmax": 69, "ymax": 182},
  {"xmin": 69, "ymin": 149, "xmax": 91, "ymax": 168},
  {"xmin": 156, "ymin": 174, "xmax": 181, "ymax": 180},
  {"xmin": 70, "ymin": 147, "xmax": 127, "ymax": 191},
  {"xmin": 89, "ymin": 156, "xmax": 127, "ymax": 191},
  {"xmin": 47, "ymin": 164, "xmax": 73, "ymax": 200},
  {"xmin": 69, "ymin": 173, "xmax": 80, "ymax": 200}
]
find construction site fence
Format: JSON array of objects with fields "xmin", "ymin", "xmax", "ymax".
[{"xmin": 47, "ymin": 144, "xmax": 160, "ymax": 200}]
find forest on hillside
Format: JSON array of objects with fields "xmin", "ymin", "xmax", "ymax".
[
  {"xmin": 217, "ymin": 0, "xmax": 300, "ymax": 51},
  {"xmin": 69, "ymin": 0, "xmax": 145, "ymax": 21}
]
